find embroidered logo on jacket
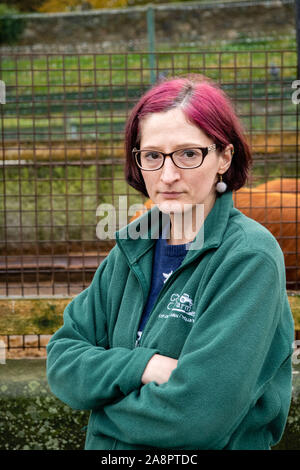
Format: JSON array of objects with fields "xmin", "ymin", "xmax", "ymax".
[{"xmin": 159, "ymin": 293, "xmax": 196, "ymax": 323}]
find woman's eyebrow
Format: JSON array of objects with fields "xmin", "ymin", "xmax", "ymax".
[{"xmin": 140, "ymin": 143, "xmax": 204, "ymax": 150}]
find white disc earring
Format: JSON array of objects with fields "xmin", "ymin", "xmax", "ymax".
[{"xmin": 216, "ymin": 174, "xmax": 227, "ymax": 193}]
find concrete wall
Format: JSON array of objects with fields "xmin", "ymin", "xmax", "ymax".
[{"xmin": 2, "ymin": 0, "xmax": 296, "ymax": 52}]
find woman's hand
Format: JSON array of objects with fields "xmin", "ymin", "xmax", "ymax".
[{"xmin": 141, "ymin": 354, "xmax": 178, "ymax": 385}]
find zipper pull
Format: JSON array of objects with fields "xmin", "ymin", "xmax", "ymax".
[{"xmin": 135, "ymin": 331, "xmax": 142, "ymax": 348}]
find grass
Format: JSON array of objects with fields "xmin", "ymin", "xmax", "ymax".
[
  {"xmin": 1, "ymin": 36, "xmax": 296, "ymax": 89},
  {"xmin": 0, "ymin": 163, "xmax": 144, "ymax": 243},
  {"xmin": 2, "ymin": 50, "xmax": 297, "ymax": 96},
  {"xmin": 0, "ymin": 161, "xmax": 298, "ymax": 244},
  {"xmin": 0, "ymin": 36, "xmax": 297, "ymax": 147},
  {"xmin": 2, "ymin": 93, "xmax": 299, "ymax": 135}
]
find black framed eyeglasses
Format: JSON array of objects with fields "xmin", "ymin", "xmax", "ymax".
[{"xmin": 133, "ymin": 145, "xmax": 217, "ymax": 171}]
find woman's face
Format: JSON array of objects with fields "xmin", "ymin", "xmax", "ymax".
[{"xmin": 139, "ymin": 107, "xmax": 232, "ymax": 216}]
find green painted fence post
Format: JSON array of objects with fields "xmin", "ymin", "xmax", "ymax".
[{"xmin": 147, "ymin": 5, "xmax": 156, "ymax": 85}]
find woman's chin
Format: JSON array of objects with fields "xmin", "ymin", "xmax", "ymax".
[{"xmin": 157, "ymin": 200, "xmax": 185, "ymax": 214}]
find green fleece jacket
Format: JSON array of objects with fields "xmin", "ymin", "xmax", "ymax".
[{"xmin": 46, "ymin": 191, "xmax": 294, "ymax": 450}]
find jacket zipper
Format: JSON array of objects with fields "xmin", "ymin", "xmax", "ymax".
[
  {"xmin": 135, "ymin": 246, "xmax": 216, "ymax": 348},
  {"xmin": 114, "ymin": 242, "xmax": 153, "ymax": 350},
  {"xmin": 127, "ymin": 243, "xmax": 215, "ymax": 348},
  {"xmin": 134, "ymin": 263, "xmax": 187, "ymax": 348},
  {"xmin": 130, "ymin": 262, "xmax": 150, "ymax": 349},
  {"xmin": 135, "ymin": 331, "xmax": 142, "ymax": 348}
]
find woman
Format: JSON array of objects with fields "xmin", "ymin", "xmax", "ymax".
[{"xmin": 46, "ymin": 75, "xmax": 295, "ymax": 450}]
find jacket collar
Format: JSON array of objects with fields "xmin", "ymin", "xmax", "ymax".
[{"xmin": 115, "ymin": 191, "xmax": 234, "ymax": 266}]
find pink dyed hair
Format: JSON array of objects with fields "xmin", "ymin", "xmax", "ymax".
[{"xmin": 124, "ymin": 75, "xmax": 252, "ymax": 197}]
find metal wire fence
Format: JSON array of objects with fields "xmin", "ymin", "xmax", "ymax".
[
  {"xmin": 0, "ymin": 334, "xmax": 50, "ymax": 359},
  {"xmin": 0, "ymin": 49, "xmax": 299, "ymax": 296},
  {"xmin": 0, "ymin": 328, "xmax": 300, "ymax": 357}
]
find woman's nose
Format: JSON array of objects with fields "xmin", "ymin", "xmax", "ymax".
[{"xmin": 159, "ymin": 156, "xmax": 181, "ymax": 184}]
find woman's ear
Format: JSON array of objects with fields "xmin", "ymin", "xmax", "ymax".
[{"xmin": 218, "ymin": 144, "xmax": 234, "ymax": 174}]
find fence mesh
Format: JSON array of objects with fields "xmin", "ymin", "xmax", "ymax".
[
  {"xmin": 0, "ymin": 334, "xmax": 49, "ymax": 359},
  {"xmin": 0, "ymin": 50, "xmax": 299, "ymax": 296}
]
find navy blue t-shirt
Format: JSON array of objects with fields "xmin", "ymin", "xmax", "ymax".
[{"xmin": 136, "ymin": 234, "xmax": 188, "ymax": 345}]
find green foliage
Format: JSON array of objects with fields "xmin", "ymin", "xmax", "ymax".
[
  {"xmin": 0, "ymin": 395, "xmax": 88, "ymax": 450},
  {"xmin": 3, "ymin": 1, "xmax": 44, "ymax": 13},
  {"xmin": 38, "ymin": 0, "xmax": 128, "ymax": 13},
  {"xmin": 0, "ymin": 3, "xmax": 25, "ymax": 44},
  {"xmin": 0, "ymin": 360, "xmax": 88, "ymax": 450},
  {"xmin": 127, "ymin": 0, "xmax": 205, "ymax": 5},
  {"xmin": 0, "ymin": 359, "xmax": 299, "ymax": 450},
  {"xmin": 0, "ymin": 163, "xmax": 140, "ymax": 244},
  {"xmin": 273, "ymin": 396, "xmax": 300, "ymax": 450}
]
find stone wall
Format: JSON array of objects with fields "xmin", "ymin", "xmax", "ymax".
[{"xmin": 1, "ymin": 0, "xmax": 296, "ymax": 52}]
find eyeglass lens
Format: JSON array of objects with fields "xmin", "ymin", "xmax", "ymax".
[{"xmin": 137, "ymin": 148, "xmax": 204, "ymax": 169}]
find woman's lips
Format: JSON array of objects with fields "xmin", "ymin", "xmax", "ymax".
[{"xmin": 160, "ymin": 192, "xmax": 183, "ymax": 199}]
